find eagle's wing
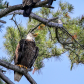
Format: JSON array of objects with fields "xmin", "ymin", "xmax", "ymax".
[
  {"xmin": 14, "ymin": 39, "xmax": 25, "ymax": 65},
  {"xmin": 29, "ymin": 46, "xmax": 39, "ymax": 68},
  {"xmin": 14, "ymin": 43, "xmax": 20, "ymax": 65}
]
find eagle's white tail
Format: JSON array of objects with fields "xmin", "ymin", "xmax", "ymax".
[{"xmin": 14, "ymin": 72, "xmax": 22, "ymax": 82}]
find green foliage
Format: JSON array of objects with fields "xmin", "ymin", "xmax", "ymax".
[
  {"xmin": 3, "ymin": 6, "xmax": 63, "ymax": 71},
  {"xmin": 0, "ymin": 0, "xmax": 8, "ymax": 9},
  {"xmin": 52, "ymin": 1, "xmax": 84, "ymax": 69},
  {"xmin": 59, "ymin": 1, "xmax": 74, "ymax": 13},
  {"xmin": 3, "ymin": 1, "xmax": 84, "ymax": 71},
  {"xmin": 40, "ymin": 7, "xmax": 51, "ymax": 18},
  {"xmin": 4, "ymin": 26, "xmax": 27, "ymax": 62}
]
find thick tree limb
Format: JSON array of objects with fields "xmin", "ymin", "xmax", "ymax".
[
  {"xmin": 0, "ymin": 70, "xmax": 14, "ymax": 84},
  {"xmin": 0, "ymin": 59, "xmax": 36, "ymax": 84},
  {"xmin": 0, "ymin": 4, "xmax": 22, "ymax": 18},
  {"xmin": 8, "ymin": 10, "xmax": 63, "ymax": 27},
  {"xmin": 30, "ymin": 13, "xmax": 63, "ymax": 27},
  {"xmin": 0, "ymin": 0, "xmax": 54, "ymax": 18}
]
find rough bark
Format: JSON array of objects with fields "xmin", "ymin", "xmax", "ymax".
[
  {"xmin": 0, "ymin": 70, "xmax": 14, "ymax": 84},
  {"xmin": 0, "ymin": 59, "xmax": 36, "ymax": 84},
  {"xmin": 0, "ymin": 0, "xmax": 53, "ymax": 18}
]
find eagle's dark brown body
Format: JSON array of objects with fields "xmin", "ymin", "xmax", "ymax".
[
  {"xmin": 14, "ymin": 39, "xmax": 39, "ymax": 68},
  {"xmin": 14, "ymin": 39, "xmax": 39, "ymax": 82}
]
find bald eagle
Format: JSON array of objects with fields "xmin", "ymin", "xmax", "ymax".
[
  {"xmin": 14, "ymin": 33, "xmax": 39, "ymax": 82},
  {"xmin": 22, "ymin": 0, "xmax": 40, "ymax": 17}
]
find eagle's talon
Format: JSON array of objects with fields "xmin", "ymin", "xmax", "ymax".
[
  {"xmin": 17, "ymin": 64, "xmax": 27, "ymax": 69},
  {"xmin": 17, "ymin": 64, "xmax": 23, "ymax": 68},
  {"xmin": 25, "ymin": 67, "xmax": 27, "ymax": 69},
  {"xmin": 23, "ymin": 66, "xmax": 28, "ymax": 69}
]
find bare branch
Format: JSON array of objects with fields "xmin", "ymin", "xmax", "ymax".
[
  {"xmin": 0, "ymin": 70, "xmax": 14, "ymax": 84},
  {"xmin": 0, "ymin": 59, "xmax": 36, "ymax": 84},
  {"xmin": 0, "ymin": 69, "xmax": 6, "ymax": 73},
  {"xmin": 31, "ymin": 13, "xmax": 63, "ymax": 28},
  {"xmin": 0, "ymin": 4, "xmax": 22, "ymax": 18},
  {"xmin": 8, "ymin": 10, "xmax": 23, "ymax": 15},
  {"xmin": 48, "ymin": 17, "xmax": 58, "ymax": 22},
  {"xmin": 28, "ymin": 22, "xmax": 42, "ymax": 33},
  {"xmin": 35, "ymin": 0, "xmax": 54, "ymax": 8},
  {"xmin": 0, "ymin": 20, "xmax": 6, "ymax": 23},
  {"xmin": 10, "ymin": 15, "xmax": 22, "ymax": 39},
  {"xmin": 0, "ymin": 0, "xmax": 54, "ymax": 18},
  {"xmin": 24, "ymin": 73, "xmax": 37, "ymax": 84}
]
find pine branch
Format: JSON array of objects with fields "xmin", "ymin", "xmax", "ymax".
[
  {"xmin": 6, "ymin": 9, "xmax": 84, "ymax": 50},
  {"xmin": 0, "ymin": 59, "xmax": 36, "ymax": 84},
  {"xmin": 0, "ymin": 4, "xmax": 84, "ymax": 50},
  {"xmin": 30, "ymin": 13, "xmax": 84, "ymax": 50},
  {"xmin": 55, "ymin": 27, "xmax": 73, "ymax": 45}
]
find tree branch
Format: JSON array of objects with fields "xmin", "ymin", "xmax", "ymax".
[
  {"xmin": 55, "ymin": 27, "xmax": 73, "ymax": 45},
  {"xmin": 8, "ymin": 10, "xmax": 63, "ymax": 28},
  {"xmin": 0, "ymin": 0, "xmax": 54, "ymax": 18},
  {"xmin": 60, "ymin": 27, "xmax": 84, "ymax": 49},
  {"xmin": 0, "ymin": 70, "xmax": 14, "ymax": 84},
  {"xmin": 30, "ymin": 13, "xmax": 63, "ymax": 27},
  {"xmin": 0, "ymin": 4, "xmax": 22, "ymax": 18},
  {"xmin": 28, "ymin": 22, "xmax": 42, "ymax": 33},
  {"xmin": 0, "ymin": 59, "xmax": 36, "ymax": 84},
  {"xmin": 1, "ymin": 4, "xmax": 84, "ymax": 49},
  {"xmin": 10, "ymin": 15, "xmax": 22, "ymax": 39},
  {"xmin": 0, "ymin": 20, "xmax": 6, "ymax": 23}
]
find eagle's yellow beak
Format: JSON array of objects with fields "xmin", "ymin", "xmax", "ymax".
[{"xmin": 33, "ymin": 33, "xmax": 38, "ymax": 37}]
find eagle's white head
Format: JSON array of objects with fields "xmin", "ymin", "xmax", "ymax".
[{"xmin": 26, "ymin": 33, "xmax": 38, "ymax": 41}]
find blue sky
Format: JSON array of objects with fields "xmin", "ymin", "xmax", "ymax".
[{"xmin": 0, "ymin": 0, "xmax": 84, "ymax": 84}]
